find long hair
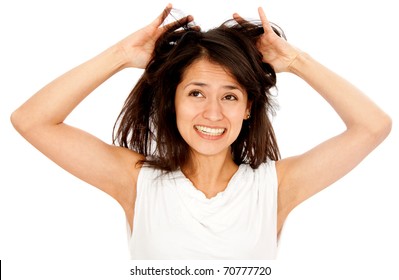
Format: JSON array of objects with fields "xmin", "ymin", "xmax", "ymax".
[{"xmin": 113, "ymin": 15, "xmax": 282, "ymax": 171}]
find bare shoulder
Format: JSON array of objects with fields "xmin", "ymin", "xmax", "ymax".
[
  {"xmin": 275, "ymin": 158, "xmax": 298, "ymax": 231},
  {"xmin": 276, "ymin": 156, "xmax": 310, "ymax": 232},
  {"xmin": 108, "ymin": 145, "xmax": 144, "ymax": 210},
  {"xmin": 109, "ymin": 146, "xmax": 145, "ymax": 230}
]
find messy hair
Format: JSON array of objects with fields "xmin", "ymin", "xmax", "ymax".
[{"xmin": 113, "ymin": 13, "xmax": 283, "ymax": 171}]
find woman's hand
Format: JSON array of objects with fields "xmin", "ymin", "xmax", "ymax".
[
  {"xmin": 116, "ymin": 4, "xmax": 195, "ymax": 69},
  {"xmin": 234, "ymin": 7, "xmax": 301, "ymax": 73}
]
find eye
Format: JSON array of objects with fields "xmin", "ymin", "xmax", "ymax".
[
  {"xmin": 223, "ymin": 94, "xmax": 238, "ymax": 101},
  {"xmin": 188, "ymin": 90, "xmax": 204, "ymax": 98}
]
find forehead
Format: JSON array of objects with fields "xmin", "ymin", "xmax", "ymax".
[{"xmin": 181, "ymin": 58, "xmax": 238, "ymax": 84}]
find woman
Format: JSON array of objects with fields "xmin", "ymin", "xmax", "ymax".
[{"xmin": 10, "ymin": 4, "xmax": 391, "ymax": 259}]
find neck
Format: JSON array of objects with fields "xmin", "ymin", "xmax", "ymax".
[{"xmin": 181, "ymin": 151, "xmax": 239, "ymax": 199}]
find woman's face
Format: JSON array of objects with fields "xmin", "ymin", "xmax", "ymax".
[{"xmin": 175, "ymin": 58, "xmax": 251, "ymax": 158}]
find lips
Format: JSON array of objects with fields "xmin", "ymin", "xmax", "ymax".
[{"xmin": 194, "ymin": 125, "xmax": 226, "ymax": 136}]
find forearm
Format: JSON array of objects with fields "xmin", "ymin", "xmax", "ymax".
[
  {"xmin": 288, "ymin": 53, "xmax": 391, "ymax": 138},
  {"xmin": 11, "ymin": 45, "xmax": 127, "ymax": 131}
]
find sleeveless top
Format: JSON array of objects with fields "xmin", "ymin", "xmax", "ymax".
[{"xmin": 127, "ymin": 161, "xmax": 278, "ymax": 259}]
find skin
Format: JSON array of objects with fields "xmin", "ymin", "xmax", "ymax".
[
  {"xmin": 11, "ymin": 3, "xmax": 391, "ymax": 239},
  {"xmin": 175, "ymin": 59, "xmax": 251, "ymax": 198}
]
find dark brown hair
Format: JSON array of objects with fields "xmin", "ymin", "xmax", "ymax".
[{"xmin": 113, "ymin": 16, "xmax": 281, "ymax": 171}]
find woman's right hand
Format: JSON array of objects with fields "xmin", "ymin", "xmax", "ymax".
[{"xmin": 116, "ymin": 4, "xmax": 194, "ymax": 69}]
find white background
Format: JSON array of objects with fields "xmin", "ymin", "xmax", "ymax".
[{"xmin": 1, "ymin": 0, "xmax": 398, "ymax": 279}]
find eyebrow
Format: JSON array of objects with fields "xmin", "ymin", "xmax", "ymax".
[{"xmin": 184, "ymin": 82, "xmax": 243, "ymax": 91}]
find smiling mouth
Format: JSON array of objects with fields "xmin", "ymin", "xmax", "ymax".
[{"xmin": 194, "ymin": 125, "xmax": 226, "ymax": 136}]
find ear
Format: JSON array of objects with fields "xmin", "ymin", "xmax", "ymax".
[{"xmin": 244, "ymin": 101, "xmax": 252, "ymax": 120}]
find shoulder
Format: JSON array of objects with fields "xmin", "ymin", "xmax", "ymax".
[
  {"xmin": 238, "ymin": 160, "xmax": 278, "ymax": 188},
  {"xmin": 247, "ymin": 160, "xmax": 277, "ymax": 176},
  {"xmin": 112, "ymin": 146, "xmax": 144, "ymax": 186},
  {"xmin": 108, "ymin": 146, "xmax": 144, "ymax": 210},
  {"xmin": 135, "ymin": 163, "xmax": 184, "ymax": 190}
]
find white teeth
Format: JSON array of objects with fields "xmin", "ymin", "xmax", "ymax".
[{"xmin": 195, "ymin": 126, "xmax": 225, "ymax": 136}]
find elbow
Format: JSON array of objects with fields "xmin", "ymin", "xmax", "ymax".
[
  {"xmin": 382, "ymin": 113, "xmax": 392, "ymax": 139},
  {"xmin": 11, "ymin": 105, "xmax": 62, "ymax": 138},
  {"xmin": 349, "ymin": 111, "xmax": 392, "ymax": 148},
  {"xmin": 10, "ymin": 109, "xmax": 22, "ymax": 132},
  {"xmin": 10, "ymin": 108, "xmax": 33, "ymax": 136},
  {"xmin": 370, "ymin": 112, "xmax": 392, "ymax": 145}
]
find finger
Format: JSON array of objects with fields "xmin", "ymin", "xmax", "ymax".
[
  {"xmin": 151, "ymin": 3, "xmax": 173, "ymax": 28},
  {"xmin": 163, "ymin": 15, "xmax": 195, "ymax": 31},
  {"xmin": 257, "ymin": 7, "xmax": 274, "ymax": 34},
  {"xmin": 233, "ymin": 12, "xmax": 246, "ymax": 24}
]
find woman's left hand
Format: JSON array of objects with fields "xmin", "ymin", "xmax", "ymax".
[{"xmin": 234, "ymin": 7, "xmax": 301, "ymax": 73}]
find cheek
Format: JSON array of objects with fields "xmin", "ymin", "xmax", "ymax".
[
  {"xmin": 176, "ymin": 104, "xmax": 193, "ymax": 122},
  {"xmin": 228, "ymin": 106, "xmax": 247, "ymax": 122},
  {"xmin": 226, "ymin": 111, "xmax": 245, "ymax": 135},
  {"xmin": 175, "ymin": 104, "xmax": 195, "ymax": 135},
  {"xmin": 175, "ymin": 97, "xmax": 203, "ymax": 120}
]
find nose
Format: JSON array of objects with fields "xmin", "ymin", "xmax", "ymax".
[{"xmin": 203, "ymin": 98, "xmax": 223, "ymax": 121}]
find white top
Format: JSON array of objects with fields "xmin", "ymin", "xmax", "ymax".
[{"xmin": 127, "ymin": 161, "xmax": 278, "ymax": 259}]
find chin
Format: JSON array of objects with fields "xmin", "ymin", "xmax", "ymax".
[{"xmin": 189, "ymin": 145, "xmax": 231, "ymax": 158}]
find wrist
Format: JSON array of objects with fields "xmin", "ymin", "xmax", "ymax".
[
  {"xmin": 287, "ymin": 51, "xmax": 312, "ymax": 76},
  {"xmin": 102, "ymin": 44, "xmax": 132, "ymax": 73}
]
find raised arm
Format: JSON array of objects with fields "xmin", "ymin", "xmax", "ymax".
[
  {"xmin": 239, "ymin": 7, "xmax": 392, "ymax": 232},
  {"xmin": 10, "ymin": 4, "xmax": 193, "ymax": 221}
]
